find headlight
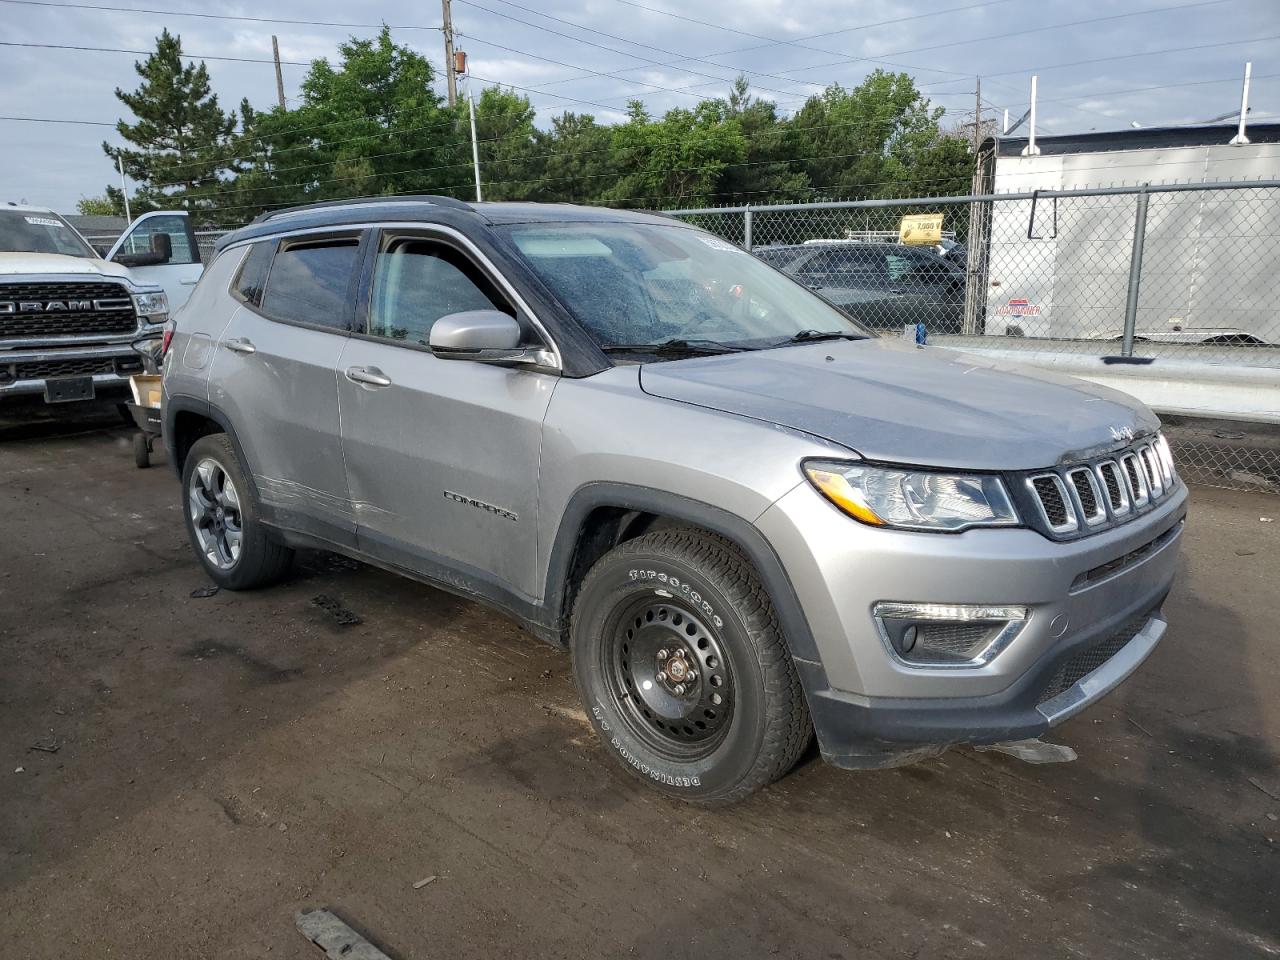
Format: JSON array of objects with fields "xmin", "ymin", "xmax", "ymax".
[
  {"xmin": 803, "ymin": 460, "xmax": 1019, "ymax": 531},
  {"xmin": 132, "ymin": 291, "xmax": 169, "ymax": 321}
]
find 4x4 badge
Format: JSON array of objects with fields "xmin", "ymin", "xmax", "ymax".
[{"xmin": 1110, "ymin": 425, "xmax": 1136, "ymax": 443}]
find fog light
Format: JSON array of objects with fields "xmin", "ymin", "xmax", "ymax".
[{"xmin": 874, "ymin": 602, "xmax": 1029, "ymax": 667}]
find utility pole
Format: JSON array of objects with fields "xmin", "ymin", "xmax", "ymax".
[
  {"xmin": 468, "ymin": 91, "xmax": 482, "ymax": 202},
  {"xmin": 117, "ymin": 154, "xmax": 131, "ymax": 224},
  {"xmin": 271, "ymin": 35, "xmax": 286, "ymax": 110},
  {"xmin": 442, "ymin": 0, "xmax": 457, "ymax": 108},
  {"xmin": 972, "ymin": 76, "xmax": 982, "ymax": 156}
]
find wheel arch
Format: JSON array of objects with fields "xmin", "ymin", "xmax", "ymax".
[
  {"xmin": 543, "ymin": 482, "xmax": 822, "ymax": 666},
  {"xmin": 163, "ymin": 394, "xmax": 260, "ymax": 501}
]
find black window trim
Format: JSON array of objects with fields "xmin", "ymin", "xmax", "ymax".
[
  {"xmin": 349, "ymin": 226, "xmax": 553, "ymax": 360},
  {"xmin": 230, "ymin": 239, "xmax": 276, "ymax": 308},
  {"xmin": 241, "ymin": 229, "xmax": 367, "ymax": 335}
]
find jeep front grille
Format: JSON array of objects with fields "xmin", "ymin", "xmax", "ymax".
[
  {"xmin": 1023, "ymin": 438, "xmax": 1177, "ymax": 539},
  {"xmin": 0, "ymin": 281, "xmax": 137, "ymax": 340}
]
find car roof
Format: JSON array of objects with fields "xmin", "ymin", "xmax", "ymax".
[
  {"xmin": 3, "ymin": 202, "xmax": 58, "ymax": 214},
  {"xmin": 214, "ymin": 196, "xmax": 682, "ymax": 253}
]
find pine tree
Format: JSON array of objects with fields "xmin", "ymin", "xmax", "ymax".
[{"xmin": 101, "ymin": 29, "xmax": 237, "ymax": 212}]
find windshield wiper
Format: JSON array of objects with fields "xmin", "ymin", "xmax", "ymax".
[
  {"xmin": 782, "ymin": 329, "xmax": 865, "ymax": 345},
  {"xmin": 601, "ymin": 337, "xmax": 746, "ymax": 358}
]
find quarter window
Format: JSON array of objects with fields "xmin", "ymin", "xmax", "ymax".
[
  {"xmin": 232, "ymin": 241, "xmax": 274, "ymax": 307},
  {"xmin": 368, "ymin": 238, "xmax": 510, "ymax": 347},
  {"xmin": 261, "ymin": 238, "xmax": 360, "ymax": 331}
]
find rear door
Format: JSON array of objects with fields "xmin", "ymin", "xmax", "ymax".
[
  {"xmin": 207, "ymin": 232, "xmax": 363, "ymax": 547},
  {"xmin": 107, "ymin": 211, "xmax": 204, "ymax": 309},
  {"xmin": 335, "ymin": 228, "xmax": 557, "ymax": 603}
]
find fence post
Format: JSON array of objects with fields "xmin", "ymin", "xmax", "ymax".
[
  {"xmin": 1121, "ymin": 184, "xmax": 1151, "ymax": 357},
  {"xmin": 743, "ymin": 205, "xmax": 753, "ymax": 252}
]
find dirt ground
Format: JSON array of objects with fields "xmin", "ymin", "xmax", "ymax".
[{"xmin": 1, "ymin": 401, "xmax": 1278, "ymax": 960}]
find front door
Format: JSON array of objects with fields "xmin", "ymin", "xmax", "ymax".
[
  {"xmin": 336, "ymin": 230, "xmax": 558, "ymax": 605},
  {"xmin": 207, "ymin": 233, "xmax": 363, "ymax": 547},
  {"xmin": 107, "ymin": 211, "xmax": 204, "ymax": 309}
]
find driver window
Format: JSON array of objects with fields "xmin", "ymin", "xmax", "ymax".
[
  {"xmin": 368, "ymin": 238, "xmax": 512, "ymax": 347},
  {"xmin": 116, "ymin": 214, "xmax": 197, "ymax": 264}
]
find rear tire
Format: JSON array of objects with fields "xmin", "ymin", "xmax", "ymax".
[
  {"xmin": 571, "ymin": 527, "xmax": 811, "ymax": 805},
  {"xmin": 181, "ymin": 433, "xmax": 293, "ymax": 590}
]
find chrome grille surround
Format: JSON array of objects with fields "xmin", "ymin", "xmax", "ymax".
[{"xmin": 1021, "ymin": 437, "xmax": 1178, "ymax": 540}]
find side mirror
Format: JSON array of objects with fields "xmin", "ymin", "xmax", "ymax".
[
  {"xmin": 151, "ymin": 232, "xmax": 173, "ymax": 263},
  {"xmin": 429, "ymin": 310, "xmax": 554, "ymax": 367}
]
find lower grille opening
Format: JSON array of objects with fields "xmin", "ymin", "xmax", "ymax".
[
  {"xmin": 4, "ymin": 357, "xmax": 121, "ymax": 381},
  {"xmin": 1071, "ymin": 521, "xmax": 1183, "ymax": 591},
  {"xmin": 1038, "ymin": 614, "xmax": 1150, "ymax": 704}
]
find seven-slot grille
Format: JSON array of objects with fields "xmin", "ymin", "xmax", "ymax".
[
  {"xmin": 0, "ymin": 281, "xmax": 137, "ymax": 340},
  {"xmin": 1023, "ymin": 437, "xmax": 1177, "ymax": 538}
]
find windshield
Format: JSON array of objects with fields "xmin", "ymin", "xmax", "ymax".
[
  {"xmin": 0, "ymin": 209, "xmax": 97, "ymax": 258},
  {"xmin": 501, "ymin": 222, "xmax": 868, "ymax": 352}
]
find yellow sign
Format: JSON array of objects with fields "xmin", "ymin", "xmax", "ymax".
[{"xmin": 899, "ymin": 213, "xmax": 943, "ymax": 245}]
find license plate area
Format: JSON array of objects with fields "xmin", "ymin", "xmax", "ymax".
[{"xmin": 44, "ymin": 377, "xmax": 96, "ymax": 403}]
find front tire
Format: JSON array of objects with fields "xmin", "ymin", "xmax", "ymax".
[
  {"xmin": 571, "ymin": 527, "xmax": 811, "ymax": 805},
  {"xmin": 181, "ymin": 433, "xmax": 294, "ymax": 590}
]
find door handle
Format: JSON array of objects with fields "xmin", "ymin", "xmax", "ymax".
[
  {"xmin": 345, "ymin": 365, "xmax": 392, "ymax": 387},
  {"xmin": 224, "ymin": 337, "xmax": 256, "ymax": 354}
]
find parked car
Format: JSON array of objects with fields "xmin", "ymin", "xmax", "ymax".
[
  {"xmin": 163, "ymin": 197, "xmax": 1185, "ymax": 805},
  {"xmin": 756, "ymin": 241, "xmax": 966, "ymax": 334},
  {"xmin": 0, "ymin": 205, "xmax": 202, "ymax": 404}
]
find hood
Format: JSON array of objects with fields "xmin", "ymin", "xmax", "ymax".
[
  {"xmin": 0, "ymin": 252, "xmax": 135, "ymax": 281},
  {"xmin": 639, "ymin": 338, "xmax": 1159, "ymax": 471}
]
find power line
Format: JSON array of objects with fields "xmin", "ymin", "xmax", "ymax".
[
  {"xmin": 0, "ymin": 114, "xmax": 115, "ymax": 126},
  {"xmin": 0, "ymin": 0, "xmax": 442, "ymax": 30},
  {"xmin": 985, "ymin": 34, "xmax": 1277, "ymax": 80},
  {"xmin": 453, "ymin": 0, "xmax": 823, "ymax": 101},
  {"xmin": 771, "ymin": 0, "xmax": 1231, "ymax": 79},
  {"xmin": 501, "ymin": 0, "xmax": 990, "ymax": 102},
  {"xmin": 0, "ymin": 39, "xmax": 311, "ymax": 65},
  {"xmin": 457, "ymin": 31, "xmax": 728, "ymax": 105}
]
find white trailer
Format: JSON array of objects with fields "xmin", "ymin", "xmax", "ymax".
[{"xmin": 979, "ymin": 122, "xmax": 1280, "ymax": 346}]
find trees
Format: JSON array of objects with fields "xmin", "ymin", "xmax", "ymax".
[
  {"xmin": 101, "ymin": 29, "xmax": 238, "ymax": 213},
  {"xmin": 787, "ymin": 71, "xmax": 970, "ymax": 199},
  {"xmin": 96, "ymin": 29, "xmax": 975, "ymax": 223},
  {"xmin": 75, "ymin": 195, "xmax": 122, "ymax": 216},
  {"xmin": 607, "ymin": 100, "xmax": 747, "ymax": 207}
]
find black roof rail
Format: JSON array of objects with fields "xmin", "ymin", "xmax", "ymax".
[{"xmin": 250, "ymin": 194, "xmax": 474, "ymax": 224}]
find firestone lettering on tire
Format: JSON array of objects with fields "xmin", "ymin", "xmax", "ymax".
[
  {"xmin": 591, "ymin": 702, "xmax": 701, "ymax": 788},
  {"xmin": 627, "ymin": 568, "xmax": 723, "ymax": 628}
]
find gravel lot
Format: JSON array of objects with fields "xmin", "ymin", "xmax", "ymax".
[{"xmin": 2, "ymin": 401, "xmax": 1278, "ymax": 959}]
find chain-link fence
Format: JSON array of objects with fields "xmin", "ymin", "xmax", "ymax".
[{"xmin": 668, "ymin": 181, "xmax": 1280, "ymax": 494}]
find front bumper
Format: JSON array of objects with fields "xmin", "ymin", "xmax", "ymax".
[
  {"xmin": 0, "ymin": 343, "xmax": 145, "ymax": 398},
  {"xmin": 756, "ymin": 478, "xmax": 1186, "ymax": 768}
]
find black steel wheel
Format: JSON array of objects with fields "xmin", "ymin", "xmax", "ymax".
[
  {"xmin": 605, "ymin": 596, "xmax": 735, "ymax": 761},
  {"xmin": 571, "ymin": 526, "xmax": 811, "ymax": 805}
]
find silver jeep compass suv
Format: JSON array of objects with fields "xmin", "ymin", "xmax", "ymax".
[{"xmin": 163, "ymin": 196, "xmax": 1185, "ymax": 804}]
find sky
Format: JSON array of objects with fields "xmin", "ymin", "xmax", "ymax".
[{"xmin": 1, "ymin": 0, "xmax": 1276, "ymax": 211}]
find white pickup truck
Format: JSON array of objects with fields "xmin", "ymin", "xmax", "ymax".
[{"xmin": 0, "ymin": 205, "xmax": 202, "ymax": 405}]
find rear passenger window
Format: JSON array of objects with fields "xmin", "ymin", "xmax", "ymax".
[
  {"xmin": 368, "ymin": 238, "xmax": 510, "ymax": 347},
  {"xmin": 261, "ymin": 238, "xmax": 360, "ymax": 330}
]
